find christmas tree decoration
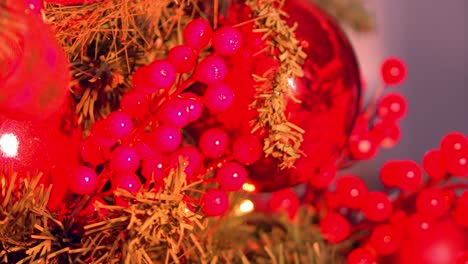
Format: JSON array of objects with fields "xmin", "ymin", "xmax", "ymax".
[
  {"xmin": 227, "ymin": 0, "xmax": 362, "ymax": 191},
  {"xmin": 0, "ymin": 1, "xmax": 70, "ymax": 121}
]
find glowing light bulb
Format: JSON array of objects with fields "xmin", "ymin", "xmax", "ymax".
[
  {"xmin": 0, "ymin": 133, "xmax": 19, "ymax": 158},
  {"xmin": 239, "ymin": 199, "xmax": 254, "ymax": 214}
]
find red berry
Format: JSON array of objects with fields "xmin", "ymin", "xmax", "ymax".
[
  {"xmin": 109, "ymin": 145, "xmax": 141, "ymax": 172},
  {"xmin": 199, "ymin": 128, "xmax": 229, "ymax": 158},
  {"xmin": 148, "ymin": 125, "xmax": 182, "ymax": 153},
  {"xmin": 120, "ymin": 90, "xmax": 149, "ymax": 119},
  {"xmin": 90, "ymin": 119, "xmax": 117, "ymax": 148},
  {"xmin": 380, "ymin": 160, "xmax": 400, "ymax": 187},
  {"xmin": 269, "ymin": 188, "xmax": 300, "ymax": 219},
  {"xmin": 323, "ymin": 191, "xmax": 341, "ymax": 210},
  {"xmin": 349, "ymin": 133, "xmax": 379, "ymax": 160},
  {"xmin": 440, "ymin": 132, "xmax": 468, "ymax": 156},
  {"xmin": 141, "ymin": 152, "xmax": 165, "ymax": 181},
  {"xmin": 336, "ymin": 175, "xmax": 368, "ymax": 209},
  {"xmin": 134, "ymin": 140, "xmax": 158, "ymax": 160},
  {"xmin": 216, "ymin": 162, "xmax": 248, "ymax": 192},
  {"xmin": 309, "ymin": 162, "xmax": 337, "ymax": 189},
  {"xmin": 115, "ymin": 172, "xmax": 141, "ymax": 193},
  {"xmin": 407, "ymin": 213, "xmax": 435, "ymax": 239},
  {"xmin": 196, "ymin": 55, "xmax": 228, "ymax": 84},
  {"xmin": 69, "ymin": 166, "xmax": 97, "ymax": 195},
  {"xmin": 133, "ymin": 60, "xmax": 176, "ymax": 94},
  {"xmin": 167, "ymin": 45, "xmax": 197, "ymax": 73},
  {"xmin": 106, "ymin": 111, "xmax": 133, "ymax": 139},
  {"xmin": 369, "ymin": 224, "xmax": 402, "ymax": 255},
  {"xmin": 183, "ymin": 18, "xmax": 213, "ymax": 50},
  {"xmin": 389, "ymin": 210, "xmax": 409, "ymax": 235},
  {"xmin": 362, "ymin": 191, "xmax": 393, "ymax": 222},
  {"xmin": 319, "ymin": 212, "xmax": 351, "ymax": 243},
  {"xmin": 232, "ymin": 135, "xmax": 262, "ymax": 165},
  {"xmin": 80, "ymin": 137, "xmax": 104, "ymax": 166},
  {"xmin": 381, "ymin": 57, "xmax": 407, "ymax": 86},
  {"xmin": 453, "ymin": 191, "xmax": 468, "ymax": 227},
  {"xmin": 158, "ymin": 99, "xmax": 190, "ymax": 128},
  {"xmin": 212, "ymin": 26, "xmax": 242, "ymax": 56},
  {"xmin": 167, "ymin": 145, "xmax": 202, "ymax": 178},
  {"xmin": 203, "ymin": 83, "xmax": 235, "ymax": 112},
  {"xmin": 377, "ymin": 93, "xmax": 407, "ymax": 121},
  {"xmin": 201, "ymin": 188, "xmax": 229, "ymax": 216},
  {"xmin": 347, "ymin": 247, "xmax": 377, "ymax": 264},
  {"xmin": 395, "ymin": 160, "xmax": 422, "ymax": 191},
  {"xmin": 422, "ymin": 149, "xmax": 446, "ymax": 180},
  {"xmin": 442, "ymin": 150, "xmax": 468, "ymax": 177},
  {"xmin": 179, "ymin": 94, "xmax": 203, "ymax": 123},
  {"xmin": 416, "ymin": 188, "xmax": 449, "ymax": 220},
  {"xmin": 371, "ymin": 120, "xmax": 401, "ymax": 148}
]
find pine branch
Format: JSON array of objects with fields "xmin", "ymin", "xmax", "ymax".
[{"xmin": 246, "ymin": 0, "xmax": 307, "ymax": 169}]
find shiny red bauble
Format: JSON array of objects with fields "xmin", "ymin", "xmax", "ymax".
[
  {"xmin": 0, "ymin": 99, "xmax": 81, "ymax": 211},
  {"xmin": 0, "ymin": 2, "xmax": 70, "ymax": 121},
  {"xmin": 220, "ymin": 0, "xmax": 361, "ymax": 191},
  {"xmin": 201, "ymin": 188, "xmax": 229, "ymax": 217}
]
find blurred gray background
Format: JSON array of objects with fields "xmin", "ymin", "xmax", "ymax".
[{"xmin": 344, "ymin": 0, "xmax": 468, "ymax": 187}]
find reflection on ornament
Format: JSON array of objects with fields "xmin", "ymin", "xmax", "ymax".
[
  {"xmin": 0, "ymin": 133, "xmax": 19, "ymax": 158},
  {"xmin": 221, "ymin": 0, "xmax": 361, "ymax": 191}
]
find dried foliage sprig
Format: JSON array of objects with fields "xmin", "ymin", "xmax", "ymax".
[{"xmin": 247, "ymin": 0, "xmax": 307, "ymax": 169}]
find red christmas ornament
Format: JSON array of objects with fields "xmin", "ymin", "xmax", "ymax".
[
  {"xmin": 0, "ymin": 2, "xmax": 70, "ymax": 121},
  {"xmin": 44, "ymin": 0, "xmax": 99, "ymax": 5},
  {"xmin": 222, "ymin": 0, "xmax": 361, "ymax": 191},
  {"xmin": 0, "ymin": 97, "xmax": 81, "ymax": 211}
]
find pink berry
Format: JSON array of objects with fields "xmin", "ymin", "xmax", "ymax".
[
  {"xmin": 199, "ymin": 128, "xmax": 229, "ymax": 158},
  {"xmin": 362, "ymin": 191, "xmax": 393, "ymax": 222},
  {"xmin": 158, "ymin": 99, "xmax": 190, "ymax": 128},
  {"xmin": 183, "ymin": 18, "xmax": 213, "ymax": 50},
  {"xmin": 319, "ymin": 212, "xmax": 351, "ymax": 243},
  {"xmin": 347, "ymin": 247, "xmax": 377, "ymax": 264},
  {"xmin": 201, "ymin": 188, "xmax": 229, "ymax": 216},
  {"xmin": 309, "ymin": 162, "xmax": 337, "ymax": 189},
  {"xmin": 216, "ymin": 162, "xmax": 248, "ymax": 191},
  {"xmin": 422, "ymin": 149, "xmax": 446, "ymax": 180},
  {"xmin": 395, "ymin": 160, "xmax": 422, "ymax": 191},
  {"xmin": 196, "ymin": 55, "xmax": 228, "ymax": 84},
  {"xmin": 180, "ymin": 93, "xmax": 203, "ymax": 122},
  {"xmin": 120, "ymin": 90, "xmax": 149, "ymax": 119},
  {"xmin": 69, "ymin": 166, "xmax": 98, "ymax": 195},
  {"xmin": 90, "ymin": 119, "xmax": 117, "ymax": 148},
  {"xmin": 377, "ymin": 93, "xmax": 407, "ymax": 121},
  {"xmin": 141, "ymin": 151, "xmax": 165, "ymax": 181},
  {"xmin": 167, "ymin": 45, "xmax": 197, "ymax": 73},
  {"xmin": 134, "ymin": 140, "xmax": 159, "ymax": 160},
  {"xmin": 203, "ymin": 83, "xmax": 235, "ymax": 112},
  {"xmin": 80, "ymin": 137, "xmax": 104, "ymax": 166},
  {"xmin": 133, "ymin": 60, "xmax": 176, "ymax": 94},
  {"xmin": 148, "ymin": 125, "xmax": 182, "ymax": 153},
  {"xmin": 381, "ymin": 57, "xmax": 407, "ymax": 86},
  {"xmin": 369, "ymin": 224, "xmax": 402, "ymax": 255},
  {"xmin": 416, "ymin": 188, "xmax": 449, "ymax": 220},
  {"xmin": 336, "ymin": 175, "xmax": 368, "ymax": 209},
  {"xmin": 109, "ymin": 145, "xmax": 141, "ymax": 172},
  {"xmin": 115, "ymin": 172, "xmax": 141, "ymax": 193},
  {"xmin": 212, "ymin": 26, "xmax": 242, "ymax": 56},
  {"xmin": 233, "ymin": 135, "xmax": 263, "ymax": 165},
  {"xmin": 106, "ymin": 111, "xmax": 133, "ymax": 139},
  {"xmin": 269, "ymin": 188, "xmax": 300, "ymax": 219},
  {"xmin": 167, "ymin": 145, "xmax": 202, "ymax": 178}
]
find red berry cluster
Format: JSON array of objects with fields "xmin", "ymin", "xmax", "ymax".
[
  {"xmin": 313, "ymin": 133, "xmax": 468, "ymax": 263},
  {"xmin": 347, "ymin": 58, "xmax": 407, "ymax": 161},
  {"xmin": 71, "ymin": 18, "xmax": 264, "ymax": 217}
]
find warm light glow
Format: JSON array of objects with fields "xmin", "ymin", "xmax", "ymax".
[
  {"xmin": 0, "ymin": 133, "xmax": 19, "ymax": 158},
  {"xmin": 287, "ymin": 77, "xmax": 297, "ymax": 92},
  {"xmin": 239, "ymin": 200, "xmax": 254, "ymax": 214},
  {"xmin": 242, "ymin": 183, "xmax": 256, "ymax": 192}
]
